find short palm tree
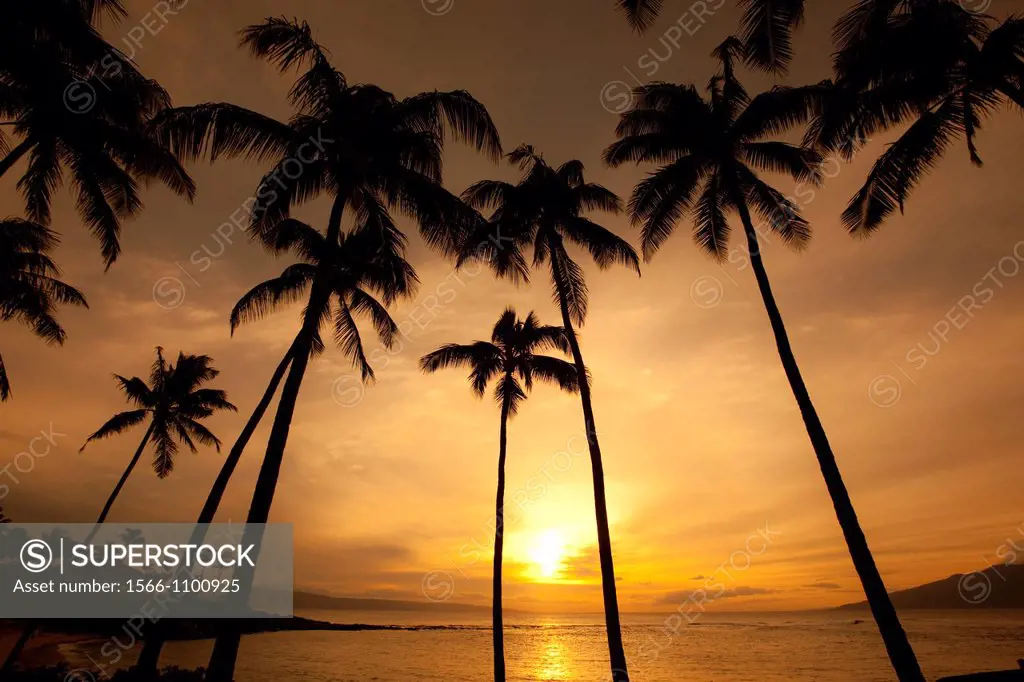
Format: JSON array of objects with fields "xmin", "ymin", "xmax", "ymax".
[
  {"xmin": 0, "ymin": 218, "xmax": 87, "ymax": 401},
  {"xmin": 459, "ymin": 146, "xmax": 639, "ymax": 682},
  {"xmin": 617, "ymin": 0, "xmax": 806, "ymax": 73},
  {"xmin": 0, "ymin": 0, "xmax": 195, "ymax": 267},
  {"xmin": 604, "ymin": 45, "xmax": 926, "ymax": 682},
  {"xmin": 421, "ymin": 308, "xmax": 580, "ymax": 682},
  {"xmin": 80, "ymin": 347, "xmax": 236, "ymax": 531},
  {"xmin": 149, "ymin": 17, "xmax": 499, "ymax": 680},
  {"xmin": 1, "ymin": 347, "xmax": 234, "ymax": 672},
  {"xmin": 817, "ymin": 0, "xmax": 1024, "ymax": 233}
]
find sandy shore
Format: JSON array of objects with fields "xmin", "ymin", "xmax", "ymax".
[{"xmin": 0, "ymin": 626, "xmax": 97, "ymax": 667}]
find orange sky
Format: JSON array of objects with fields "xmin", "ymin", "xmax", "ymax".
[{"xmin": 3, "ymin": 0, "xmax": 1024, "ymax": 614}]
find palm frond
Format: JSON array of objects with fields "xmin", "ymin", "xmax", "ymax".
[
  {"xmin": 229, "ymin": 264, "xmax": 316, "ymax": 332},
  {"xmin": 334, "ymin": 302, "xmax": 373, "ymax": 382},
  {"xmin": 842, "ymin": 95, "xmax": 963, "ymax": 234},
  {"xmin": 149, "ymin": 103, "xmax": 294, "ymax": 164},
  {"xmin": 400, "ymin": 90, "xmax": 502, "ymax": 161},
  {"xmin": 738, "ymin": 0, "xmax": 805, "ymax": 74},
  {"xmin": 693, "ymin": 172, "xmax": 731, "ymax": 260},
  {"xmin": 0, "ymin": 351, "xmax": 9, "ymax": 401},
  {"xmin": 239, "ymin": 17, "xmax": 330, "ymax": 73},
  {"xmin": 562, "ymin": 217, "xmax": 641, "ymax": 274},
  {"xmin": 617, "ymin": 0, "xmax": 665, "ymax": 33},
  {"xmin": 628, "ymin": 155, "xmax": 708, "ymax": 260},
  {"xmin": 80, "ymin": 409, "xmax": 149, "ymax": 451},
  {"xmin": 528, "ymin": 354, "xmax": 583, "ymax": 393}
]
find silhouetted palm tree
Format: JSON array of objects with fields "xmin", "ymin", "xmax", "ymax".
[
  {"xmin": 196, "ymin": 218, "xmax": 415, "ymax": 680},
  {"xmin": 460, "ymin": 145, "xmax": 639, "ymax": 682},
  {"xmin": 421, "ymin": 308, "xmax": 580, "ymax": 682},
  {"xmin": 80, "ymin": 347, "xmax": 236, "ymax": 532},
  {"xmin": 604, "ymin": 44, "xmax": 926, "ymax": 682},
  {"xmin": 1, "ymin": 347, "xmax": 234, "ymax": 672},
  {"xmin": 816, "ymin": 0, "xmax": 1024, "ymax": 232},
  {"xmin": 133, "ymin": 338, "xmax": 301, "ymax": 672},
  {"xmin": 149, "ymin": 17, "xmax": 500, "ymax": 679},
  {"xmin": 0, "ymin": 218, "xmax": 87, "ymax": 401},
  {"xmin": 617, "ymin": 0, "xmax": 806, "ymax": 73},
  {"xmin": 0, "ymin": 0, "xmax": 195, "ymax": 267}
]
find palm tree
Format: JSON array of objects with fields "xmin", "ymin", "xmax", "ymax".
[
  {"xmin": 199, "ymin": 217, "xmax": 417, "ymax": 681},
  {"xmin": 604, "ymin": 43, "xmax": 926, "ymax": 682},
  {"xmin": 459, "ymin": 146, "xmax": 639, "ymax": 682},
  {"xmin": 0, "ymin": 347, "xmax": 234, "ymax": 673},
  {"xmin": 132, "ymin": 338, "xmax": 301, "ymax": 673},
  {"xmin": 148, "ymin": 17, "xmax": 500, "ymax": 680},
  {"xmin": 80, "ymin": 347, "xmax": 237, "ymax": 534},
  {"xmin": 816, "ymin": 0, "xmax": 1024, "ymax": 233},
  {"xmin": 0, "ymin": 218, "xmax": 87, "ymax": 401},
  {"xmin": 0, "ymin": 0, "xmax": 196, "ymax": 267},
  {"xmin": 420, "ymin": 308, "xmax": 580, "ymax": 682},
  {"xmin": 616, "ymin": 0, "xmax": 806, "ymax": 73}
]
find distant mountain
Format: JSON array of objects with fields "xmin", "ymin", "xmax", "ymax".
[
  {"xmin": 840, "ymin": 564, "xmax": 1024, "ymax": 610},
  {"xmin": 294, "ymin": 590, "xmax": 502, "ymax": 614}
]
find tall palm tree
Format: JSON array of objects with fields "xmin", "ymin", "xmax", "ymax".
[
  {"xmin": 604, "ymin": 44, "xmax": 926, "ymax": 682},
  {"xmin": 0, "ymin": 0, "xmax": 196, "ymax": 267},
  {"xmin": 149, "ymin": 17, "xmax": 500, "ymax": 680},
  {"xmin": 421, "ymin": 308, "xmax": 580, "ymax": 682},
  {"xmin": 80, "ymin": 347, "xmax": 237, "ymax": 533},
  {"xmin": 200, "ymin": 217, "xmax": 416, "ymax": 681},
  {"xmin": 0, "ymin": 218, "xmax": 87, "ymax": 401},
  {"xmin": 459, "ymin": 146, "xmax": 639, "ymax": 682},
  {"xmin": 616, "ymin": 0, "xmax": 806, "ymax": 73},
  {"xmin": 816, "ymin": 0, "xmax": 1024, "ymax": 233}
]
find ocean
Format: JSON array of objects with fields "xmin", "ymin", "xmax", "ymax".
[{"xmin": 60, "ymin": 610, "xmax": 1024, "ymax": 681}]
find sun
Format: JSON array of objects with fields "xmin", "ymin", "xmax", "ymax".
[{"xmin": 529, "ymin": 529, "xmax": 567, "ymax": 580}]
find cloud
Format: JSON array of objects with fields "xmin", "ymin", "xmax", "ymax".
[
  {"xmin": 805, "ymin": 582, "xmax": 843, "ymax": 590},
  {"xmin": 656, "ymin": 585, "xmax": 778, "ymax": 605}
]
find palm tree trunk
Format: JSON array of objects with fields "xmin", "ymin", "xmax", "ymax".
[
  {"xmin": 732, "ymin": 196, "xmax": 925, "ymax": 682},
  {"xmin": 206, "ymin": 327, "xmax": 313, "ymax": 682},
  {"xmin": 135, "ymin": 341, "xmax": 298, "ymax": 673},
  {"xmin": 548, "ymin": 244, "xmax": 630, "ymax": 682},
  {"xmin": 206, "ymin": 196, "xmax": 346, "ymax": 682},
  {"xmin": 0, "ymin": 139, "xmax": 31, "ymax": 181},
  {"xmin": 493, "ymin": 388, "xmax": 511, "ymax": 682},
  {"xmin": 85, "ymin": 422, "xmax": 156, "ymax": 544}
]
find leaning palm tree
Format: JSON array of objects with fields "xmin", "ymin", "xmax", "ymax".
[
  {"xmin": 0, "ymin": 218, "xmax": 87, "ymax": 401},
  {"xmin": 0, "ymin": 0, "xmax": 195, "ymax": 267},
  {"xmin": 80, "ymin": 347, "xmax": 237, "ymax": 533},
  {"xmin": 617, "ymin": 0, "xmax": 806, "ymax": 73},
  {"xmin": 604, "ymin": 43, "xmax": 926, "ymax": 682},
  {"xmin": 421, "ymin": 308, "xmax": 580, "ymax": 682},
  {"xmin": 198, "ymin": 216, "xmax": 417, "ymax": 681},
  {"xmin": 148, "ymin": 17, "xmax": 499, "ymax": 679},
  {"xmin": 816, "ymin": 0, "xmax": 1024, "ymax": 233},
  {"xmin": 459, "ymin": 145, "xmax": 639, "ymax": 682}
]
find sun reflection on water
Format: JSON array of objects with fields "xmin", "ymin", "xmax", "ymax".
[{"xmin": 535, "ymin": 633, "xmax": 571, "ymax": 680}]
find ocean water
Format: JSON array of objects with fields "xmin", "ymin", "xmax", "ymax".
[{"xmin": 61, "ymin": 610, "xmax": 1024, "ymax": 681}]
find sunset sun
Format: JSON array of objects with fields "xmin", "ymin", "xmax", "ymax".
[{"xmin": 529, "ymin": 529, "xmax": 568, "ymax": 580}]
